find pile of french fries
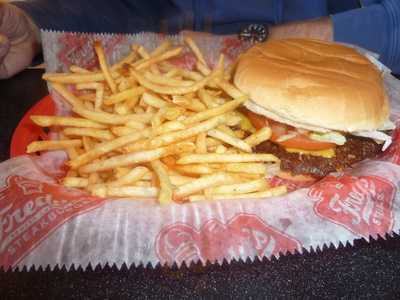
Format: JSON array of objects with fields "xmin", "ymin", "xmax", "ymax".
[{"xmin": 26, "ymin": 37, "xmax": 287, "ymax": 203}]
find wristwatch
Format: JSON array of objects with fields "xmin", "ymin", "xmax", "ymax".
[{"xmin": 239, "ymin": 24, "xmax": 269, "ymax": 43}]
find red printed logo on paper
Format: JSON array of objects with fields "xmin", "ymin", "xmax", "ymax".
[
  {"xmin": 58, "ymin": 33, "xmax": 125, "ymax": 70},
  {"xmin": 308, "ymin": 175, "xmax": 395, "ymax": 238},
  {"xmin": 168, "ymin": 51, "xmax": 197, "ymax": 70},
  {"xmin": 220, "ymin": 37, "xmax": 251, "ymax": 62},
  {"xmin": 0, "ymin": 176, "xmax": 104, "ymax": 268},
  {"xmin": 156, "ymin": 214, "xmax": 301, "ymax": 265},
  {"xmin": 269, "ymin": 176, "xmax": 316, "ymax": 192}
]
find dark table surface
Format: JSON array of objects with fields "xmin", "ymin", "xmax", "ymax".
[{"xmin": 1, "ymin": 69, "xmax": 400, "ymax": 299}]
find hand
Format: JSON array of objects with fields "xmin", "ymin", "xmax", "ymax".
[{"xmin": 0, "ymin": 3, "xmax": 40, "ymax": 79}]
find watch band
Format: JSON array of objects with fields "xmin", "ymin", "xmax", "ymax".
[{"xmin": 239, "ymin": 24, "xmax": 269, "ymax": 43}]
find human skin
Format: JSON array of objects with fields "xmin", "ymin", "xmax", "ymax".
[
  {"xmin": 269, "ymin": 17, "xmax": 333, "ymax": 42},
  {"xmin": 0, "ymin": 2, "xmax": 40, "ymax": 79}
]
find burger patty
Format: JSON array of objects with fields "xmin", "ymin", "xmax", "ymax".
[{"xmin": 254, "ymin": 136, "xmax": 383, "ymax": 178}]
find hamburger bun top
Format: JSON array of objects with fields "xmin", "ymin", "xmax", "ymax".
[{"xmin": 234, "ymin": 39, "xmax": 389, "ymax": 133}]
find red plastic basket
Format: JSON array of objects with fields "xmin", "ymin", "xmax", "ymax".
[{"xmin": 10, "ymin": 95, "xmax": 56, "ymax": 158}]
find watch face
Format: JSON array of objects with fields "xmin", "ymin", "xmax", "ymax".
[{"xmin": 239, "ymin": 24, "xmax": 268, "ymax": 43}]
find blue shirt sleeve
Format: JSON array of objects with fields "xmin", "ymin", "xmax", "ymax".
[
  {"xmin": 332, "ymin": 0, "xmax": 400, "ymax": 73},
  {"xmin": 13, "ymin": 0, "xmax": 336, "ymax": 34},
  {"xmin": 12, "ymin": 0, "xmax": 185, "ymax": 34}
]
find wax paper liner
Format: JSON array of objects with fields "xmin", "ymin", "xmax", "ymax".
[{"xmin": 1, "ymin": 30, "xmax": 400, "ymax": 271}]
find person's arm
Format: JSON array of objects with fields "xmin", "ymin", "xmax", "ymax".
[
  {"xmin": 13, "ymin": 0, "xmax": 175, "ymax": 33},
  {"xmin": 332, "ymin": 0, "xmax": 400, "ymax": 74},
  {"xmin": 269, "ymin": 17, "xmax": 333, "ymax": 42},
  {"xmin": 269, "ymin": 0, "xmax": 400, "ymax": 74}
]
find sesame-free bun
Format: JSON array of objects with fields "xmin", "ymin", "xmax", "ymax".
[{"xmin": 234, "ymin": 39, "xmax": 389, "ymax": 132}]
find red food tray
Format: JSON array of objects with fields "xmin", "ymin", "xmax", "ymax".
[{"xmin": 10, "ymin": 95, "xmax": 55, "ymax": 158}]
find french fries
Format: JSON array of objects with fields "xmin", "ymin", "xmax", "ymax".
[{"xmin": 30, "ymin": 38, "xmax": 285, "ymax": 204}]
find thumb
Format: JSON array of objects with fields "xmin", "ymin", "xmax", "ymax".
[
  {"xmin": 0, "ymin": 33, "xmax": 11, "ymax": 78},
  {"xmin": 0, "ymin": 33, "xmax": 10, "ymax": 61}
]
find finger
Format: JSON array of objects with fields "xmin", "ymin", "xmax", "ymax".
[{"xmin": 0, "ymin": 34, "xmax": 10, "ymax": 59}]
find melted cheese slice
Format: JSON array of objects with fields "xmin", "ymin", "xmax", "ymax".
[{"xmin": 285, "ymin": 147, "xmax": 336, "ymax": 158}]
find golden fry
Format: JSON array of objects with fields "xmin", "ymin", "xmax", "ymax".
[
  {"xmin": 69, "ymin": 129, "xmax": 151, "ymax": 169},
  {"xmin": 198, "ymin": 88, "xmax": 219, "ymax": 109},
  {"xmin": 134, "ymin": 47, "xmax": 182, "ymax": 70},
  {"xmin": 182, "ymin": 96, "xmax": 247, "ymax": 125},
  {"xmin": 62, "ymin": 177, "xmax": 89, "ymax": 188},
  {"xmin": 80, "ymin": 147, "xmax": 166, "ymax": 173},
  {"xmin": 73, "ymin": 104, "xmax": 154, "ymax": 125},
  {"xmin": 79, "ymin": 142, "xmax": 193, "ymax": 173},
  {"xmin": 174, "ymin": 173, "xmax": 233, "ymax": 200},
  {"xmin": 142, "ymin": 92, "xmax": 170, "ymax": 108},
  {"xmin": 66, "ymin": 146, "xmax": 79, "ymax": 160},
  {"xmin": 196, "ymin": 132, "xmax": 207, "ymax": 154},
  {"xmin": 151, "ymin": 40, "xmax": 171, "ymax": 56},
  {"xmin": 208, "ymin": 179, "xmax": 267, "ymax": 195},
  {"xmin": 131, "ymin": 69, "xmax": 215, "ymax": 95},
  {"xmin": 43, "ymin": 72, "xmax": 106, "ymax": 84},
  {"xmin": 245, "ymin": 127, "xmax": 272, "ymax": 147},
  {"xmin": 149, "ymin": 115, "xmax": 224, "ymax": 148},
  {"xmin": 177, "ymin": 153, "xmax": 279, "ymax": 164},
  {"xmin": 174, "ymin": 164, "xmax": 215, "ymax": 175},
  {"xmin": 184, "ymin": 36, "xmax": 207, "ymax": 66},
  {"xmin": 111, "ymin": 51, "xmax": 138, "ymax": 71},
  {"xmin": 63, "ymin": 127, "xmax": 114, "ymax": 141},
  {"xmin": 125, "ymin": 120, "xmax": 147, "ymax": 130},
  {"xmin": 70, "ymin": 65, "xmax": 91, "ymax": 74},
  {"xmin": 217, "ymin": 163, "xmax": 267, "ymax": 174},
  {"xmin": 27, "ymin": 140, "xmax": 82, "ymax": 153},
  {"xmin": 172, "ymin": 96, "xmax": 206, "ymax": 112},
  {"xmin": 111, "ymin": 126, "xmax": 138, "ymax": 137},
  {"xmin": 31, "ymin": 115, "xmax": 107, "ymax": 129},
  {"xmin": 144, "ymin": 72, "xmax": 194, "ymax": 87},
  {"xmin": 189, "ymin": 186, "xmax": 287, "ymax": 202},
  {"xmin": 196, "ymin": 61, "xmax": 211, "ymax": 77},
  {"xmin": 82, "ymin": 136, "xmax": 96, "ymax": 152},
  {"xmin": 92, "ymin": 186, "xmax": 158, "ymax": 198},
  {"xmin": 218, "ymin": 80, "xmax": 244, "ymax": 98},
  {"xmin": 103, "ymin": 87, "xmax": 146, "ymax": 106},
  {"xmin": 207, "ymin": 129, "xmax": 252, "ymax": 153},
  {"xmin": 107, "ymin": 166, "xmax": 149, "ymax": 187},
  {"xmin": 151, "ymin": 160, "xmax": 173, "ymax": 204},
  {"xmin": 94, "ymin": 41, "xmax": 117, "ymax": 93}
]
